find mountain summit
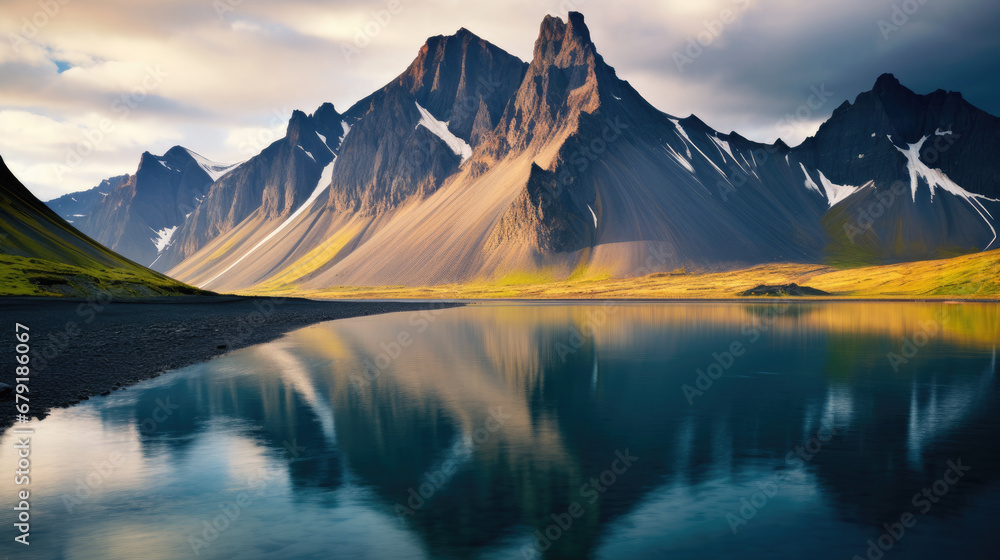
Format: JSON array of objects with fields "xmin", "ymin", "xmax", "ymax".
[{"xmin": 45, "ymin": 13, "xmax": 1000, "ymax": 291}]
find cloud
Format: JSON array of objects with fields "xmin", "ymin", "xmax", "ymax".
[{"xmin": 1, "ymin": 0, "xmax": 997, "ymax": 199}]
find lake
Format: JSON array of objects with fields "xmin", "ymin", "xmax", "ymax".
[{"xmin": 2, "ymin": 302, "xmax": 998, "ymax": 559}]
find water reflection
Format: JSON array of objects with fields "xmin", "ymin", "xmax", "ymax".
[{"xmin": 1, "ymin": 303, "xmax": 998, "ymax": 559}]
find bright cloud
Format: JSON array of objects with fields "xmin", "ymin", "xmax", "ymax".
[{"xmin": 0, "ymin": 0, "xmax": 997, "ymax": 199}]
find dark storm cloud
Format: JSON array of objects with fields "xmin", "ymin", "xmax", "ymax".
[
  {"xmin": 618, "ymin": 0, "xmax": 1000, "ymax": 143},
  {"xmin": 1, "ymin": 0, "xmax": 997, "ymax": 197}
]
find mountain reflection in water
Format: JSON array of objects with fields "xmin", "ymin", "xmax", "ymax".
[{"xmin": 1, "ymin": 302, "xmax": 998, "ymax": 559}]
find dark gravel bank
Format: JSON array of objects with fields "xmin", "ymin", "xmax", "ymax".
[{"xmin": 0, "ymin": 295, "xmax": 462, "ymax": 430}]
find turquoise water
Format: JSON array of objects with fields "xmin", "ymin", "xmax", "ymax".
[{"xmin": 2, "ymin": 302, "xmax": 998, "ymax": 559}]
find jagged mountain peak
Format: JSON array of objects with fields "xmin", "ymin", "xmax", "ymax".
[
  {"xmin": 678, "ymin": 114, "xmax": 713, "ymax": 132},
  {"xmin": 51, "ymin": 13, "xmax": 997, "ymax": 292},
  {"xmin": 872, "ymin": 72, "xmax": 903, "ymax": 95},
  {"xmin": 313, "ymin": 102, "xmax": 340, "ymax": 122},
  {"xmin": 282, "ymin": 105, "xmax": 344, "ymax": 151},
  {"xmin": 533, "ymin": 11, "xmax": 599, "ymax": 70},
  {"xmin": 493, "ymin": 12, "xmax": 623, "ymax": 153},
  {"xmin": 137, "ymin": 146, "xmax": 198, "ymax": 177},
  {"xmin": 285, "ymin": 109, "xmax": 310, "ymax": 140}
]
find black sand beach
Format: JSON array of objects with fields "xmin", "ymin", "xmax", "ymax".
[{"xmin": 0, "ymin": 296, "xmax": 461, "ymax": 430}]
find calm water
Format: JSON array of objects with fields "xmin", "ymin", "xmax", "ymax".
[{"xmin": 2, "ymin": 302, "xmax": 999, "ymax": 559}]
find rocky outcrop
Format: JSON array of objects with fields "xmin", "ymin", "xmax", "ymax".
[
  {"xmin": 69, "ymin": 146, "xmax": 217, "ymax": 267},
  {"xmin": 328, "ymin": 28, "xmax": 526, "ymax": 214},
  {"xmin": 154, "ymin": 104, "xmax": 344, "ymax": 271}
]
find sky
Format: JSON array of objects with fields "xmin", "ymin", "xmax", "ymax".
[{"xmin": 1, "ymin": 0, "xmax": 998, "ymax": 200}]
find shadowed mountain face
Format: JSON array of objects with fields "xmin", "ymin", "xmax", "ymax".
[
  {"xmin": 329, "ymin": 28, "xmax": 526, "ymax": 215},
  {"xmin": 0, "ymin": 154, "xmax": 200, "ymax": 296},
  {"xmin": 46, "ymin": 12, "xmax": 1000, "ymax": 291},
  {"xmin": 47, "ymin": 174, "xmax": 129, "ymax": 224},
  {"xmin": 797, "ymin": 73, "xmax": 1000, "ymax": 263},
  {"xmin": 153, "ymin": 103, "xmax": 346, "ymax": 272},
  {"xmin": 44, "ymin": 146, "xmax": 233, "ymax": 268}
]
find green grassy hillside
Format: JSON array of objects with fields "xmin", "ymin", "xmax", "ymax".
[{"xmin": 0, "ymin": 154, "xmax": 209, "ymax": 298}]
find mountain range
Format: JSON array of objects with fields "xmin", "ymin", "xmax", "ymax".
[
  {"xmin": 0, "ymin": 154, "xmax": 203, "ymax": 297},
  {"xmin": 40, "ymin": 12, "xmax": 1000, "ymax": 292}
]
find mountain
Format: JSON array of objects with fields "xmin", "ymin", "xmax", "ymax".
[
  {"xmin": 329, "ymin": 27, "xmax": 527, "ymax": 214},
  {"xmin": 0, "ymin": 154, "xmax": 205, "ymax": 297},
  {"xmin": 47, "ymin": 174, "xmax": 129, "ymax": 224},
  {"xmin": 45, "ymin": 146, "xmax": 239, "ymax": 268},
  {"xmin": 797, "ymin": 73, "xmax": 1000, "ymax": 263},
  {"xmin": 163, "ymin": 12, "xmax": 837, "ymax": 291},
  {"xmin": 48, "ymin": 12, "xmax": 1000, "ymax": 292},
  {"xmin": 154, "ymin": 103, "xmax": 346, "ymax": 275}
]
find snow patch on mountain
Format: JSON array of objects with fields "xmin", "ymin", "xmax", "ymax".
[
  {"xmin": 800, "ymin": 163, "xmax": 821, "ymax": 195},
  {"xmin": 817, "ymin": 171, "xmax": 868, "ymax": 207},
  {"xmin": 668, "ymin": 119, "xmax": 693, "ymax": 158},
  {"xmin": 200, "ymin": 157, "xmax": 338, "ymax": 288},
  {"xmin": 799, "ymin": 163, "xmax": 868, "ymax": 207},
  {"xmin": 340, "ymin": 121, "xmax": 351, "ymax": 142},
  {"xmin": 587, "ymin": 204, "xmax": 597, "ymax": 227},
  {"xmin": 151, "ymin": 225, "xmax": 178, "ymax": 253},
  {"xmin": 710, "ymin": 135, "xmax": 736, "ymax": 162},
  {"xmin": 670, "ymin": 119, "xmax": 727, "ymax": 178},
  {"xmin": 896, "ymin": 136, "xmax": 998, "ymax": 248},
  {"xmin": 184, "ymin": 149, "xmax": 241, "ymax": 182},
  {"xmin": 739, "ymin": 153, "xmax": 760, "ymax": 180},
  {"xmin": 664, "ymin": 143, "xmax": 695, "ymax": 173},
  {"xmin": 298, "ymin": 145, "xmax": 317, "ymax": 162},
  {"xmin": 934, "ymin": 128, "xmax": 953, "ymax": 136},
  {"xmin": 414, "ymin": 102, "xmax": 472, "ymax": 164}
]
